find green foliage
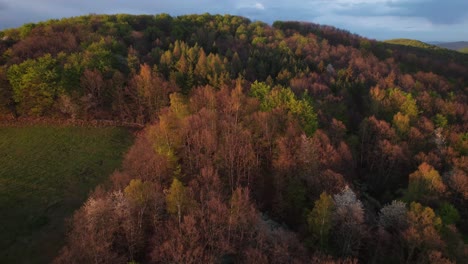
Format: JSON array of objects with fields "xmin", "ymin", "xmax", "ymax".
[
  {"xmin": 384, "ymin": 39, "xmax": 440, "ymax": 50},
  {"xmin": 433, "ymin": 113, "xmax": 448, "ymax": 129},
  {"xmin": 437, "ymin": 202, "xmax": 460, "ymax": 226},
  {"xmin": 359, "ymin": 39, "xmax": 372, "ymax": 53},
  {"xmin": 60, "ymin": 53, "xmax": 85, "ymax": 93},
  {"xmin": 0, "ymin": 67, "xmax": 14, "ymax": 114},
  {"xmin": 0, "ymin": 126, "xmax": 132, "ymax": 263},
  {"xmin": 307, "ymin": 192, "xmax": 334, "ymax": 249},
  {"xmin": 251, "ymin": 82, "xmax": 317, "ymax": 136},
  {"xmin": 7, "ymin": 54, "xmax": 62, "ymax": 115},
  {"xmin": 291, "ymin": 95, "xmax": 318, "ymax": 136},
  {"xmin": 18, "ymin": 23, "xmax": 36, "ymax": 38},
  {"xmin": 83, "ymin": 38, "xmax": 120, "ymax": 72},
  {"xmin": 371, "ymin": 87, "xmax": 419, "ymax": 122},
  {"xmin": 85, "ymin": 45, "xmax": 111, "ymax": 71},
  {"xmin": 148, "ymin": 93, "xmax": 188, "ymax": 167},
  {"xmin": 389, "ymin": 88, "xmax": 418, "ymax": 119},
  {"xmin": 455, "ymin": 133, "xmax": 468, "ymax": 156},
  {"xmin": 284, "ymin": 178, "xmax": 307, "ymax": 218},
  {"xmin": 249, "ymin": 80, "xmax": 271, "ymax": 102}
]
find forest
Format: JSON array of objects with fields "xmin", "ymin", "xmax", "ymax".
[{"xmin": 0, "ymin": 13, "xmax": 467, "ymax": 263}]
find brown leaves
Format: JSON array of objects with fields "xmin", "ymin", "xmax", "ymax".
[
  {"xmin": 448, "ymin": 169, "xmax": 468, "ymax": 200},
  {"xmin": 403, "ymin": 202, "xmax": 444, "ymax": 262}
]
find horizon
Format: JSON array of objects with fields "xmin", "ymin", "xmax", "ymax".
[{"xmin": 0, "ymin": 0, "xmax": 467, "ymax": 43}]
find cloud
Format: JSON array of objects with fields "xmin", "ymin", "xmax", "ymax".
[
  {"xmin": 284, "ymin": 0, "xmax": 468, "ymax": 41},
  {"xmin": 306, "ymin": 0, "xmax": 468, "ymax": 25},
  {"xmin": 315, "ymin": 14, "xmax": 433, "ymax": 32},
  {"xmin": 254, "ymin": 3, "xmax": 265, "ymax": 10},
  {"xmin": 388, "ymin": 0, "xmax": 468, "ymax": 25},
  {"xmin": 235, "ymin": 1, "xmax": 266, "ymax": 11},
  {"xmin": 235, "ymin": 1, "xmax": 267, "ymax": 18}
]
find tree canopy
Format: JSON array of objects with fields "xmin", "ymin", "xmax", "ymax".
[{"xmin": 0, "ymin": 13, "xmax": 466, "ymax": 264}]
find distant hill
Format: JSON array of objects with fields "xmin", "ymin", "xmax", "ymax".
[
  {"xmin": 385, "ymin": 38, "xmax": 468, "ymax": 54},
  {"xmin": 433, "ymin": 41, "xmax": 468, "ymax": 51},
  {"xmin": 384, "ymin": 38, "xmax": 441, "ymax": 50}
]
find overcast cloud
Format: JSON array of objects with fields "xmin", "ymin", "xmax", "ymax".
[{"xmin": 0, "ymin": 0, "xmax": 467, "ymax": 42}]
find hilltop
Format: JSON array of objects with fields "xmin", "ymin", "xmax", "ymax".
[{"xmin": 384, "ymin": 38, "xmax": 441, "ymax": 50}]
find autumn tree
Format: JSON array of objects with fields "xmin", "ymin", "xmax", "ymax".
[
  {"xmin": 359, "ymin": 116, "xmax": 409, "ymax": 196},
  {"xmin": 372, "ymin": 200, "xmax": 409, "ymax": 263},
  {"xmin": 216, "ymin": 86, "xmax": 257, "ymax": 191},
  {"xmin": 80, "ymin": 68, "xmax": 104, "ymax": 116},
  {"xmin": 332, "ymin": 187, "xmax": 365, "ymax": 257},
  {"xmin": 181, "ymin": 108, "xmax": 218, "ymax": 173},
  {"xmin": 370, "ymin": 87, "xmax": 418, "ymax": 123},
  {"xmin": 122, "ymin": 180, "xmax": 159, "ymax": 260},
  {"xmin": 56, "ymin": 193, "xmax": 125, "ymax": 264},
  {"xmin": 166, "ymin": 178, "xmax": 190, "ymax": 226},
  {"xmin": 124, "ymin": 179, "xmax": 153, "ymax": 224},
  {"xmin": 130, "ymin": 63, "xmax": 174, "ymax": 122},
  {"xmin": 307, "ymin": 192, "xmax": 334, "ymax": 249},
  {"xmin": 405, "ymin": 162, "xmax": 446, "ymax": 203},
  {"xmin": 378, "ymin": 200, "xmax": 408, "ymax": 231},
  {"xmin": 403, "ymin": 202, "xmax": 444, "ymax": 263},
  {"xmin": 228, "ymin": 188, "xmax": 259, "ymax": 249},
  {"xmin": 121, "ymin": 132, "xmax": 173, "ymax": 185},
  {"xmin": 146, "ymin": 93, "xmax": 189, "ymax": 172},
  {"xmin": 16, "ymin": 13, "xmax": 467, "ymax": 264},
  {"xmin": 447, "ymin": 169, "xmax": 467, "ymax": 200},
  {"xmin": 392, "ymin": 111, "xmax": 410, "ymax": 138}
]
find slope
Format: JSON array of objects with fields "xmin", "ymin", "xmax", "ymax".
[
  {"xmin": 0, "ymin": 125, "xmax": 132, "ymax": 264},
  {"xmin": 384, "ymin": 38, "xmax": 441, "ymax": 50}
]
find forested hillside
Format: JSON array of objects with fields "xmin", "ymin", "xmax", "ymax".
[{"xmin": 1, "ymin": 14, "xmax": 467, "ymax": 263}]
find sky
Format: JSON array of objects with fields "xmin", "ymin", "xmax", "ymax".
[{"xmin": 0, "ymin": 0, "xmax": 467, "ymax": 42}]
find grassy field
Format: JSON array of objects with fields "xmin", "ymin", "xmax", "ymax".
[
  {"xmin": 384, "ymin": 38, "xmax": 441, "ymax": 50},
  {"xmin": 459, "ymin": 47, "xmax": 468, "ymax": 54},
  {"xmin": 0, "ymin": 125, "xmax": 133, "ymax": 263}
]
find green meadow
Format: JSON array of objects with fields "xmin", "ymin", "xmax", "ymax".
[{"xmin": 0, "ymin": 125, "xmax": 132, "ymax": 263}]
